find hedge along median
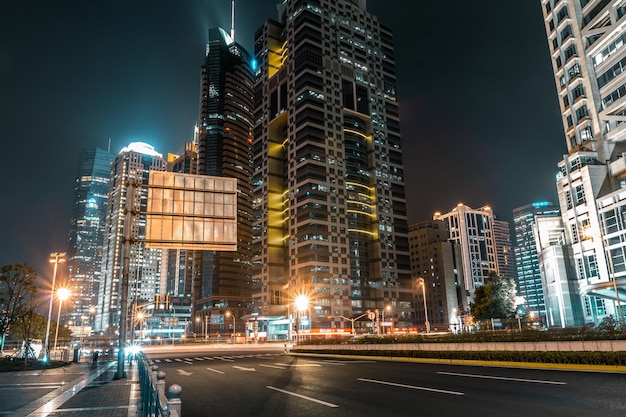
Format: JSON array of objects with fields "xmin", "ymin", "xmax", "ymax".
[{"xmin": 291, "ymin": 348, "xmax": 626, "ymax": 366}]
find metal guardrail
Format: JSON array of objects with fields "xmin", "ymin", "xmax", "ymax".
[{"xmin": 137, "ymin": 352, "xmax": 182, "ymax": 417}]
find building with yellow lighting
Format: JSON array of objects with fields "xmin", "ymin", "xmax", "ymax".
[{"xmin": 250, "ymin": 0, "xmax": 412, "ymax": 337}]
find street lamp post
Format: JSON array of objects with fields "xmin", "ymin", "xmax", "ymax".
[
  {"xmin": 80, "ymin": 315, "xmax": 87, "ymax": 356},
  {"xmin": 417, "ymin": 277, "xmax": 430, "ymax": 333},
  {"xmin": 225, "ymin": 311, "xmax": 236, "ymax": 343},
  {"xmin": 53, "ymin": 287, "xmax": 71, "ymax": 358},
  {"xmin": 44, "ymin": 252, "xmax": 66, "ymax": 362},
  {"xmin": 336, "ymin": 313, "xmax": 369, "ymax": 335}
]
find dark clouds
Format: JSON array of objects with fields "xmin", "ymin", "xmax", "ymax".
[{"xmin": 0, "ymin": 0, "xmax": 564, "ymax": 271}]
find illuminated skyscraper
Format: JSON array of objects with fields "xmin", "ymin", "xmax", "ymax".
[
  {"xmin": 541, "ymin": 0, "xmax": 626, "ymax": 324},
  {"xmin": 513, "ymin": 201, "xmax": 560, "ymax": 318},
  {"xmin": 251, "ymin": 0, "xmax": 412, "ymax": 333},
  {"xmin": 66, "ymin": 147, "xmax": 114, "ymax": 328},
  {"xmin": 434, "ymin": 205, "xmax": 498, "ymax": 298},
  {"xmin": 95, "ymin": 142, "xmax": 167, "ymax": 333},
  {"xmin": 494, "ymin": 218, "xmax": 517, "ymax": 283},
  {"xmin": 193, "ymin": 25, "xmax": 255, "ymax": 333}
]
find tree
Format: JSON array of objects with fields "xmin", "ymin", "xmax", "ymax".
[
  {"xmin": 0, "ymin": 263, "xmax": 39, "ymax": 342},
  {"xmin": 470, "ymin": 271, "xmax": 516, "ymax": 322},
  {"xmin": 10, "ymin": 309, "xmax": 48, "ymax": 342}
]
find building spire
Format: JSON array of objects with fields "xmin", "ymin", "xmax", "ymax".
[{"xmin": 230, "ymin": 0, "xmax": 235, "ymax": 42}]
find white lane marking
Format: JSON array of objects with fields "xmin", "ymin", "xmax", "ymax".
[
  {"xmin": 184, "ymin": 361, "xmax": 193, "ymax": 365},
  {"xmin": 164, "ymin": 359, "xmax": 172, "ymax": 362},
  {"xmin": 266, "ymin": 386, "xmax": 339, "ymax": 408},
  {"xmin": 206, "ymin": 367, "xmax": 224, "ymax": 374},
  {"xmin": 233, "ymin": 366, "xmax": 256, "ymax": 372},
  {"xmin": 193, "ymin": 357, "xmax": 204, "ymax": 361},
  {"xmin": 274, "ymin": 363, "xmax": 320, "ymax": 367},
  {"xmin": 203, "ymin": 357, "xmax": 214, "ymax": 360},
  {"xmin": 177, "ymin": 369, "xmax": 193, "ymax": 376},
  {"xmin": 260, "ymin": 364, "xmax": 287, "ymax": 370},
  {"xmin": 184, "ymin": 358, "xmax": 194, "ymax": 361},
  {"xmin": 215, "ymin": 357, "xmax": 234, "ymax": 362},
  {"xmin": 357, "ymin": 378, "xmax": 464, "ymax": 396},
  {"xmin": 437, "ymin": 371, "xmax": 567, "ymax": 385},
  {"xmin": 0, "ymin": 382, "xmax": 63, "ymax": 387}
]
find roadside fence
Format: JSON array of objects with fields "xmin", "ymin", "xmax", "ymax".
[{"xmin": 137, "ymin": 351, "xmax": 183, "ymax": 417}]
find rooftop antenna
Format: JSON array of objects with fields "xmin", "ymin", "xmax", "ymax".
[
  {"xmin": 108, "ymin": 137, "xmax": 111, "ymax": 153},
  {"xmin": 230, "ymin": 0, "xmax": 235, "ymax": 42}
]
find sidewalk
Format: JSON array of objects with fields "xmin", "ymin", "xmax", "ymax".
[{"xmin": 8, "ymin": 360, "xmax": 140, "ymax": 417}]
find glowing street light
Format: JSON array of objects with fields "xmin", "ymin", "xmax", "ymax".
[
  {"xmin": 294, "ymin": 295, "xmax": 310, "ymax": 343},
  {"xmin": 225, "ymin": 311, "xmax": 236, "ymax": 342},
  {"xmin": 53, "ymin": 287, "xmax": 71, "ymax": 356},
  {"xmin": 416, "ymin": 277, "xmax": 430, "ymax": 333},
  {"xmin": 44, "ymin": 252, "xmax": 66, "ymax": 362}
]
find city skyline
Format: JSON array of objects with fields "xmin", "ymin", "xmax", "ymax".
[{"xmin": 0, "ymin": 1, "xmax": 564, "ymax": 275}]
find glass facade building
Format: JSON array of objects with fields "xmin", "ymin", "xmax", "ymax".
[
  {"xmin": 95, "ymin": 142, "xmax": 167, "ymax": 333},
  {"xmin": 513, "ymin": 201, "xmax": 560, "ymax": 319},
  {"xmin": 193, "ymin": 26, "xmax": 255, "ymax": 335},
  {"xmin": 66, "ymin": 147, "xmax": 114, "ymax": 328}
]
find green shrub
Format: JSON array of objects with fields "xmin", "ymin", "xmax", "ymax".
[{"xmin": 290, "ymin": 348, "xmax": 626, "ymax": 366}]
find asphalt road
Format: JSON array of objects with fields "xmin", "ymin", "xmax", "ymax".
[{"xmin": 143, "ymin": 344, "xmax": 626, "ymax": 417}]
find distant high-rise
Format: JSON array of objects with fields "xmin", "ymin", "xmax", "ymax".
[
  {"xmin": 494, "ymin": 219, "xmax": 517, "ymax": 283},
  {"xmin": 541, "ymin": 0, "xmax": 626, "ymax": 324},
  {"xmin": 194, "ymin": 25, "xmax": 255, "ymax": 332},
  {"xmin": 513, "ymin": 201, "xmax": 560, "ymax": 318},
  {"xmin": 66, "ymin": 147, "xmax": 114, "ymax": 328},
  {"xmin": 95, "ymin": 142, "xmax": 167, "ymax": 333},
  {"xmin": 434, "ymin": 205, "xmax": 498, "ymax": 298},
  {"xmin": 533, "ymin": 207, "xmax": 585, "ymax": 327},
  {"xmin": 408, "ymin": 221, "xmax": 467, "ymax": 332},
  {"xmin": 251, "ymin": 0, "xmax": 412, "ymax": 332}
]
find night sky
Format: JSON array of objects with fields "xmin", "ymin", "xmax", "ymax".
[{"xmin": 0, "ymin": 1, "xmax": 565, "ymax": 275}]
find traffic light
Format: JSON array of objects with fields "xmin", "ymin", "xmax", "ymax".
[
  {"xmin": 164, "ymin": 294, "xmax": 171, "ymax": 310},
  {"xmin": 154, "ymin": 294, "xmax": 161, "ymax": 310}
]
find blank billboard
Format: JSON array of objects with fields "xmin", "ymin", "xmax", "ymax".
[{"xmin": 145, "ymin": 172, "xmax": 237, "ymax": 251}]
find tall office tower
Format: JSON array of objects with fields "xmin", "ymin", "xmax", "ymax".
[
  {"xmin": 493, "ymin": 219, "xmax": 517, "ymax": 282},
  {"xmin": 251, "ymin": 0, "xmax": 412, "ymax": 332},
  {"xmin": 408, "ymin": 221, "xmax": 468, "ymax": 332},
  {"xmin": 433, "ymin": 205, "xmax": 498, "ymax": 300},
  {"xmin": 194, "ymin": 26, "xmax": 254, "ymax": 329},
  {"xmin": 95, "ymin": 142, "xmax": 167, "ymax": 333},
  {"xmin": 534, "ymin": 211, "xmax": 585, "ymax": 327},
  {"xmin": 541, "ymin": 0, "xmax": 626, "ymax": 324},
  {"xmin": 66, "ymin": 147, "xmax": 114, "ymax": 328},
  {"xmin": 513, "ymin": 201, "xmax": 560, "ymax": 319}
]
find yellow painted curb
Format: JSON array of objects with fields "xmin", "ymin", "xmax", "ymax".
[{"xmin": 290, "ymin": 352, "xmax": 626, "ymax": 373}]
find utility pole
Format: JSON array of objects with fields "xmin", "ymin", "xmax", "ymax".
[{"xmin": 116, "ymin": 182, "xmax": 135, "ymax": 380}]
